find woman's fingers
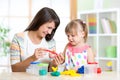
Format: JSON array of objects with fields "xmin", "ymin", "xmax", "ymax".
[{"xmin": 34, "ymin": 48, "xmax": 46, "ymax": 58}]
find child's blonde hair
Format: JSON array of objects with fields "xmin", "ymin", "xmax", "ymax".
[{"xmin": 65, "ymin": 19, "xmax": 88, "ymax": 42}]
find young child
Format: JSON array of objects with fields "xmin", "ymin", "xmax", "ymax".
[{"xmin": 63, "ymin": 19, "xmax": 95, "ymax": 71}]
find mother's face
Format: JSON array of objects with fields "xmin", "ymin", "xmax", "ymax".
[{"xmin": 37, "ymin": 21, "xmax": 55, "ymax": 38}]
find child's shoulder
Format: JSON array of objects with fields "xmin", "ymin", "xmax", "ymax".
[
  {"xmin": 67, "ymin": 43, "xmax": 90, "ymax": 48},
  {"xmin": 84, "ymin": 44, "xmax": 91, "ymax": 49},
  {"xmin": 66, "ymin": 43, "xmax": 91, "ymax": 53},
  {"xmin": 80, "ymin": 44, "xmax": 91, "ymax": 52}
]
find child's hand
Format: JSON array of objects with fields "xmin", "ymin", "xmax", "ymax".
[
  {"xmin": 49, "ymin": 53, "xmax": 56, "ymax": 58},
  {"xmin": 52, "ymin": 53, "xmax": 64, "ymax": 66},
  {"xmin": 42, "ymin": 49, "xmax": 58, "ymax": 58}
]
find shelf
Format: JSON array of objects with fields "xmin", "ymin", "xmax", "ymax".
[
  {"xmin": 98, "ymin": 34, "xmax": 117, "ymax": 36},
  {"xmin": 78, "ymin": 8, "xmax": 120, "ymax": 71},
  {"xmin": 98, "ymin": 57, "xmax": 117, "ymax": 61}
]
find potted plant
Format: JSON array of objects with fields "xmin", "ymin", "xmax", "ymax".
[{"xmin": 0, "ymin": 24, "xmax": 10, "ymax": 56}]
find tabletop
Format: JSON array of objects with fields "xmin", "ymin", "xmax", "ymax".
[{"xmin": 0, "ymin": 71, "xmax": 120, "ymax": 80}]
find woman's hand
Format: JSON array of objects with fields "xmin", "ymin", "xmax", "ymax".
[
  {"xmin": 52, "ymin": 53, "xmax": 64, "ymax": 66},
  {"xmin": 31, "ymin": 48, "xmax": 46, "ymax": 61}
]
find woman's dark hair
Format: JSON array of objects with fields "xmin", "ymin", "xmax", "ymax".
[{"xmin": 25, "ymin": 7, "xmax": 60, "ymax": 41}]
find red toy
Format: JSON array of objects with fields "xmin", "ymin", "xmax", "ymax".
[
  {"xmin": 97, "ymin": 67, "xmax": 102, "ymax": 73},
  {"xmin": 43, "ymin": 49, "xmax": 58, "ymax": 55}
]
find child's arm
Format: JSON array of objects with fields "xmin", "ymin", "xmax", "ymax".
[
  {"xmin": 61, "ymin": 43, "xmax": 69, "ymax": 63},
  {"xmin": 50, "ymin": 43, "xmax": 69, "ymax": 66},
  {"xmin": 87, "ymin": 47, "xmax": 95, "ymax": 62}
]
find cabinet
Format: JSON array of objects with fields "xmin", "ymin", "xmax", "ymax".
[{"xmin": 78, "ymin": 9, "xmax": 120, "ymax": 71}]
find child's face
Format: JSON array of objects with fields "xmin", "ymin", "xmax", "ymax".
[{"xmin": 66, "ymin": 29, "xmax": 85, "ymax": 46}]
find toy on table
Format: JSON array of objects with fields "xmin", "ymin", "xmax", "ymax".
[
  {"xmin": 26, "ymin": 61, "xmax": 40, "ymax": 75},
  {"xmin": 38, "ymin": 63, "xmax": 49, "ymax": 76},
  {"xmin": 97, "ymin": 67, "xmax": 101, "ymax": 73},
  {"xmin": 51, "ymin": 71, "xmax": 60, "ymax": 76},
  {"xmin": 83, "ymin": 62, "xmax": 102, "ymax": 74},
  {"xmin": 50, "ymin": 67, "xmax": 60, "ymax": 77},
  {"xmin": 52, "ymin": 67, "xmax": 58, "ymax": 72},
  {"xmin": 39, "ymin": 69, "xmax": 47, "ymax": 75},
  {"xmin": 77, "ymin": 66, "xmax": 84, "ymax": 74},
  {"xmin": 60, "ymin": 70, "xmax": 81, "ymax": 77},
  {"xmin": 87, "ymin": 62, "xmax": 102, "ymax": 74},
  {"xmin": 77, "ymin": 65, "xmax": 101, "ymax": 74}
]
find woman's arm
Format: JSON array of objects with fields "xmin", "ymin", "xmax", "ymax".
[
  {"xmin": 11, "ymin": 47, "xmax": 47, "ymax": 72},
  {"xmin": 10, "ymin": 33, "xmax": 36, "ymax": 72},
  {"xmin": 10, "ymin": 33, "xmax": 42, "ymax": 72},
  {"xmin": 11, "ymin": 55, "xmax": 36, "ymax": 72}
]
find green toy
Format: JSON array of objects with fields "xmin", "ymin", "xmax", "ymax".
[
  {"xmin": 51, "ymin": 71, "xmax": 60, "ymax": 76},
  {"xmin": 50, "ymin": 67, "xmax": 60, "ymax": 77}
]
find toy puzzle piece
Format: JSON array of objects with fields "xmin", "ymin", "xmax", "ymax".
[
  {"xmin": 51, "ymin": 67, "xmax": 60, "ymax": 77},
  {"xmin": 51, "ymin": 71, "xmax": 60, "ymax": 76},
  {"xmin": 52, "ymin": 67, "xmax": 58, "ymax": 72},
  {"xmin": 60, "ymin": 70, "xmax": 81, "ymax": 77}
]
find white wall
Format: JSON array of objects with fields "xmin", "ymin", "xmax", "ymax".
[
  {"xmin": 51, "ymin": 0, "xmax": 70, "ymax": 53},
  {"xmin": 0, "ymin": 0, "xmax": 70, "ymax": 72},
  {"xmin": 77, "ymin": 0, "xmax": 120, "ymax": 11}
]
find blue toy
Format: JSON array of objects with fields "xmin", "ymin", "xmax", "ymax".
[{"xmin": 77, "ymin": 66, "xmax": 84, "ymax": 74}]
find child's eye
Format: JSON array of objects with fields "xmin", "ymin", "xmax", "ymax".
[
  {"xmin": 71, "ymin": 35, "xmax": 75, "ymax": 37},
  {"xmin": 67, "ymin": 35, "xmax": 69, "ymax": 38},
  {"xmin": 67, "ymin": 34, "xmax": 75, "ymax": 38}
]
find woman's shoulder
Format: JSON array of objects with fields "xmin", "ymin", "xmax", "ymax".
[
  {"xmin": 15, "ymin": 32, "xmax": 25, "ymax": 37},
  {"xmin": 13, "ymin": 32, "xmax": 27, "ymax": 41}
]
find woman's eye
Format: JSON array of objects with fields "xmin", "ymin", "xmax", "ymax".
[
  {"xmin": 48, "ymin": 27, "xmax": 51, "ymax": 29},
  {"xmin": 47, "ymin": 27, "xmax": 52, "ymax": 29},
  {"xmin": 48, "ymin": 27, "xmax": 54, "ymax": 30}
]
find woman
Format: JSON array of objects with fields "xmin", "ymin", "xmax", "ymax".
[{"xmin": 10, "ymin": 7, "xmax": 64, "ymax": 72}]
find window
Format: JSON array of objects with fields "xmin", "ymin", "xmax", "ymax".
[{"xmin": 0, "ymin": 0, "xmax": 70, "ymax": 72}]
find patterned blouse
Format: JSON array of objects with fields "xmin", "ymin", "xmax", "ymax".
[
  {"xmin": 10, "ymin": 31, "xmax": 56, "ymax": 65},
  {"xmin": 65, "ymin": 43, "xmax": 90, "ymax": 70}
]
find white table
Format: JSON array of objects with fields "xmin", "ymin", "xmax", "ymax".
[{"xmin": 0, "ymin": 71, "xmax": 119, "ymax": 80}]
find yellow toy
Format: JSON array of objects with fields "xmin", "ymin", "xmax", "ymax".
[
  {"xmin": 60, "ymin": 69, "xmax": 81, "ymax": 77},
  {"xmin": 106, "ymin": 61, "xmax": 112, "ymax": 66},
  {"xmin": 51, "ymin": 67, "xmax": 81, "ymax": 77},
  {"xmin": 51, "ymin": 67, "xmax": 60, "ymax": 76},
  {"xmin": 106, "ymin": 61, "xmax": 112, "ymax": 71},
  {"xmin": 52, "ymin": 67, "xmax": 58, "ymax": 72}
]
